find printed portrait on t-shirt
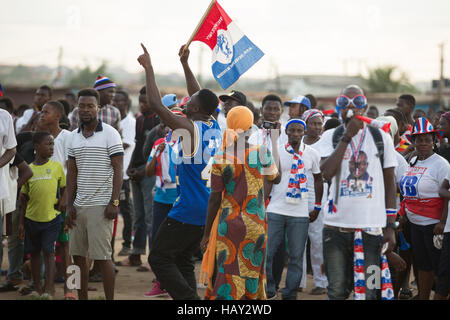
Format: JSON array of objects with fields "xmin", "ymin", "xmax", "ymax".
[{"xmin": 340, "ymin": 151, "xmax": 373, "ymax": 197}]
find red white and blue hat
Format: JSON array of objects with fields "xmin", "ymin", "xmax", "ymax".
[
  {"xmin": 406, "ymin": 117, "xmax": 443, "ymax": 143},
  {"xmin": 93, "ymin": 75, "xmax": 116, "ymax": 91}
]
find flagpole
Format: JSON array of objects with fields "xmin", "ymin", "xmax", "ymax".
[{"xmin": 183, "ymin": 0, "xmax": 216, "ymax": 52}]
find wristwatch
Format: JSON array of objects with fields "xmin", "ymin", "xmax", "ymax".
[
  {"xmin": 110, "ymin": 199, "xmax": 120, "ymax": 207},
  {"xmin": 385, "ymin": 222, "xmax": 399, "ymax": 231}
]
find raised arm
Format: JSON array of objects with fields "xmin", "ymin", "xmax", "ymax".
[
  {"xmin": 179, "ymin": 45, "xmax": 201, "ymax": 96},
  {"xmin": 137, "ymin": 43, "xmax": 194, "ymax": 134}
]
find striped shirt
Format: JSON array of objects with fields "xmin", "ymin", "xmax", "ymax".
[
  {"xmin": 68, "ymin": 121, "xmax": 124, "ymax": 207},
  {"xmin": 69, "ymin": 104, "xmax": 122, "ymax": 132}
]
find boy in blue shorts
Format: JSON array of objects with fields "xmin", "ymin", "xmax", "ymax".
[{"xmin": 18, "ymin": 131, "xmax": 66, "ymax": 298}]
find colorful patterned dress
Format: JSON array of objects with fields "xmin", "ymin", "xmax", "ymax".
[{"xmin": 205, "ymin": 145, "xmax": 278, "ymax": 300}]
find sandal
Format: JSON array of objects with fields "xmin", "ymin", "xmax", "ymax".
[
  {"xmin": 18, "ymin": 283, "xmax": 35, "ymax": 296},
  {"xmin": 88, "ymin": 273, "xmax": 103, "ymax": 283},
  {"xmin": 399, "ymin": 288, "xmax": 413, "ymax": 300},
  {"xmin": 136, "ymin": 262, "xmax": 151, "ymax": 272},
  {"xmin": 115, "ymin": 258, "xmax": 131, "ymax": 266},
  {"xmin": 64, "ymin": 292, "xmax": 78, "ymax": 300},
  {"xmin": 0, "ymin": 281, "xmax": 20, "ymax": 292},
  {"xmin": 116, "ymin": 257, "xmax": 142, "ymax": 267}
]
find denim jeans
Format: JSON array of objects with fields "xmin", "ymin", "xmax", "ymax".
[
  {"xmin": 266, "ymin": 213, "xmax": 309, "ymax": 299},
  {"xmin": 130, "ymin": 172, "xmax": 155, "ymax": 255},
  {"xmin": 6, "ymin": 209, "xmax": 25, "ymax": 281},
  {"xmin": 119, "ymin": 179, "xmax": 134, "ymax": 249},
  {"xmin": 148, "ymin": 217, "xmax": 204, "ymax": 300},
  {"xmin": 323, "ymin": 227, "xmax": 382, "ymax": 300},
  {"xmin": 0, "ymin": 203, "xmax": 24, "ymax": 282}
]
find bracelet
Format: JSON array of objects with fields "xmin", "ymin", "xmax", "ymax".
[
  {"xmin": 386, "ymin": 208, "xmax": 397, "ymax": 218},
  {"xmin": 314, "ymin": 203, "xmax": 322, "ymax": 211}
]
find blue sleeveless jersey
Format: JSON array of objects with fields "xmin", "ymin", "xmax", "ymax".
[{"xmin": 168, "ymin": 119, "xmax": 222, "ymax": 225}]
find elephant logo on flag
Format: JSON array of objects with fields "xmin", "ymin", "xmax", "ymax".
[{"xmin": 214, "ymin": 29, "xmax": 233, "ymax": 64}]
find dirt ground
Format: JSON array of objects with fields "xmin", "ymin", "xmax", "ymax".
[{"xmin": 0, "ymin": 216, "xmax": 416, "ymax": 300}]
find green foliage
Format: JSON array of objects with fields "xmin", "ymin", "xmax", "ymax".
[
  {"xmin": 67, "ymin": 61, "xmax": 108, "ymax": 88},
  {"xmin": 366, "ymin": 66, "xmax": 418, "ymax": 93}
]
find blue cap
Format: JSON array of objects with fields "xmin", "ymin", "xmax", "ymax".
[
  {"xmin": 161, "ymin": 94, "xmax": 177, "ymax": 108},
  {"xmin": 284, "ymin": 95, "xmax": 311, "ymax": 109}
]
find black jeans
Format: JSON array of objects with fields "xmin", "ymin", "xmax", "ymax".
[
  {"xmin": 148, "ymin": 217, "xmax": 204, "ymax": 300},
  {"xmin": 323, "ymin": 227, "xmax": 382, "ymax": 300},
  {"xmin": 119, "ymin": 179, "xmax": 134, "ymax": 249}
]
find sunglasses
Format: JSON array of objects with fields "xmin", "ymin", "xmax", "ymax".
[{"xmin": 336, "ymin": 94, "xmax": 367, "ymax": 109}]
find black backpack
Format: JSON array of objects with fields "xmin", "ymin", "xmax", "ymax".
[{"xmin": 332, "ymin": 125, "xmax": 385, "ymax": 167}]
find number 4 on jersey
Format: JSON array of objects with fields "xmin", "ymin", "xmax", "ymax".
[{"xmin": 201, "ymin": 157, "xmax": 214, "ymax": 188}]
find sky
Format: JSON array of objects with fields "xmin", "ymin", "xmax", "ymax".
[{"xmin": 1, "ymin": 0, "xmax": 450, "ymax": 83}]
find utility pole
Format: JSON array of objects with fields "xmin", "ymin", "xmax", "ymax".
[
  {"xmin": 438, "ymin": 42, "xmax": 445, "ymax": 110},
  {"xmin": 197, "ymin": 46, "xmax": 204, "ymax": 88},
  {"xmin": 53, "ymin": 46, "xmax": 63, "ymax": 87}
]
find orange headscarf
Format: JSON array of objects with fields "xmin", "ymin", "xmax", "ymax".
[{"xmin": 221, "ymin": 105, "xmax": 254, "ymax": 149}]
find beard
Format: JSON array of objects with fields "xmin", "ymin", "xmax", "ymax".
[{"xmin": 80, "ymin": 115, "xmax": 96, "ymax": 125}]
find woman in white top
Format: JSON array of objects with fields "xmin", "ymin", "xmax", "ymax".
[{"xmin": 398, "ymin": 117, "xmax": 450, "ymax": 300}]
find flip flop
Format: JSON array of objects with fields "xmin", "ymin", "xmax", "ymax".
[
  {"xmin": 136, "ymin": 262, "xmax": 151, "ymax": 272},
  {"xmin": 0, "ymin": 281, "xmax": 20, "ymax": 292},
  {"xmin": 18, "ymin": 283, "xmax": 35, "ymax": 296},
  {"xmin": 64, "ymin": 292, "xmax": 78, "ymax": 300},
  {"xmin": 116, "ymin": 257, "xmax": 142, "ymax": 267},
  {"xmin": 115, "ymin": 258, "xmax": 132, "ymax": 266},
  {"xmin": 88, "ymin": 273, "xmax": 103, "ymax": 282}
]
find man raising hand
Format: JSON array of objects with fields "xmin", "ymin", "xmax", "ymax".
[{"xmin": 137, "ymin": 43, "xmax": 221, "ymax": 300}]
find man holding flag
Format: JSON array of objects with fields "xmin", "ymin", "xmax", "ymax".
[
  {"xmin": 138, "ymin": 43, "xmax": 221, "ymax": 300},
  {"xmin": 185, "ymin": 0, "xmax": 264, "ymax": 90}
]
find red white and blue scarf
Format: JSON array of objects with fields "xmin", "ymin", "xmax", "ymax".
[
  {"xmin": 353, "ymin": 229, "xmax": 394, "ymax": 300},
  {"xmin": 285, "ymin": 142, "xmax": 308, "ymax": 203}
]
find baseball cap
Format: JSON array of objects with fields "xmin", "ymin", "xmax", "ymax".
[
  {"xmin": 284, "ymin": 95, "xmax": 311, "ymax": 109},
  {"xmin": 161, "ymin": 94, "xmax": 177, "ymax": 108},
  {"xmin": 219, "ymin": 90, "xmax": 247, "ymax": 106}
]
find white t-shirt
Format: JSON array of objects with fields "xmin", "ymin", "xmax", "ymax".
[
  {"xmin": 445, "ymin": 171, "xmax": 450, "ymax": 233},
  {"xmin": 51, "ymin": 129, "xmax": 71, "ymax": 175},
  {"xmin": 217, "ymin": 112, "xmax": 227, "ymax": 133},
  {"xmin": 15, "ymin": 109, "xmax": 34, "ymax": 133},
  {"xmin": 266, "ymin": 143, "xmax": 320, "ymax": 217},
  {"xmin": 395, "ymin": 151, "xmax": 408, "ymax": 184},
  {"xmin": 317, "ymin": 125, "xmax": 398, "ymax": 228},
  {"xmin": 0, "ymin": 109, "xmax": 18, "ymax": 201},
  {"xmin": 67, "ymin": 122, "xmax": 124, "ymax": 207},
  {"xmin": 399, "ymin": 153, "xmax": 450, "ymax": 226},
  {"xmin": 395, "ymin": 151, "xmax": 408, "ymax": 210},
  {"xmin": 120, "ymin": 114, "xmax": 136, "ymax": 180},
  {"xmin": 304, "ymin": 137, "xmax": 325, "ymax": 211},
  {"xmin": 248, "ymin": 127, "xmax": 287, "ymax": 153}
]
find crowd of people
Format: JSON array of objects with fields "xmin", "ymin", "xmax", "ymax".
[{"xmin": 1, "ymin": 43, "xmax": 450, "ymax": 301}]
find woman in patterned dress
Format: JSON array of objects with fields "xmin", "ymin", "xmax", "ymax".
[{"xmin": 200, "ymin": 106, "xmax": 280, "ymax": 300}]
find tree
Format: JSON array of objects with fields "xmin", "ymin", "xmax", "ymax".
[
  {"xmin": 366, "ymin": 66, "xmax": 418, "ymax": 93},
  {"xmin": 68, "ymin": 61, "xmax": 108, "ymax": 88}
]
